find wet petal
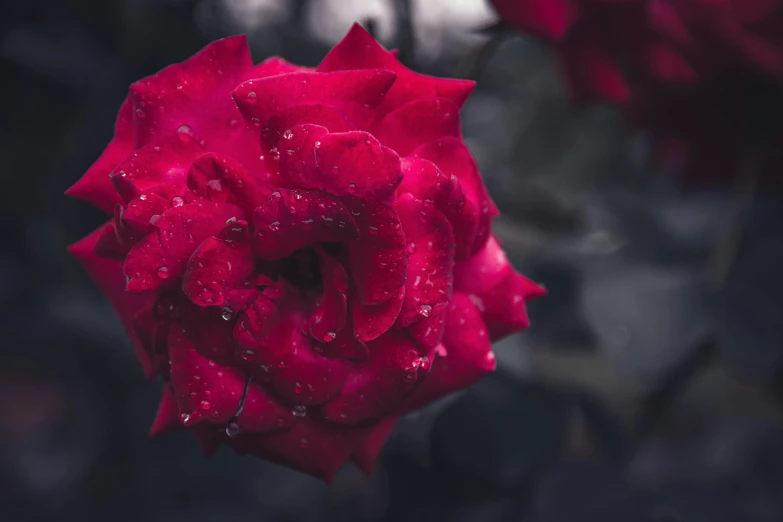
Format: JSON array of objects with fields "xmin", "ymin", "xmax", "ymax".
[
  {"xmin": 308, "ymin": 249, "xmax": 349, "ymax": 343},
  {"xmin": 395, "ymin": 194, "xmax": 454, "ymax": 326},
  {"xmin": 352, "ymin": 286, "xmax": 404, "ymax": 342},
  {"xmin": 182, "ymin": 231, "xmax": 254, "ymax": 307},
  {"xmin": 253, "ymin": 189, "xmax": 359, "ymax": 260},
  {"xmin": 148, "ymin": 387, "xmax": 182, "ymax": 438},
  {"xmin": 124, "ymin": 201, "xmax": 243, "ymax": 292},
  {"xmin": 168, "ymin": 324, "xmax": 246, "ymax": 427},
  {"xmin": 351, "ymin": 417, "xmax": 397, "ymax": 475},
  {"xmin": 187, "ymin": 153, "xmax": 272, "ymax": 211},
  {"xmin": 345, "ymin": 198, "xmax": 407, "ymax": 305},
  {"xmin": 376, "ymin": 98, "xmax": 461, "ymax": 157}
]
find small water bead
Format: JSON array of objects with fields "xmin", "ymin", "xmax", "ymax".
[
  {"xmin": 293, "ymin": 382, "xmax": 302, "ymax": 395},
  {"xmin": 292, "ymin": 405, "xmax": 307, "ymax": 417},
  {"xmin": 156, "ymin": 266, "xmax": 170, "ymax": 279},
  {"xmin": 135, "ymin": 108, "xmax": 146, "ymax": 119},
  {"xmin": 269, "ymin": 147, "xmax": 280, "ymax": 160},
  {"xmin": 347, "ymin": 183, "xmax": 357, "ymax": 194},
  {"xmin": 417, "ymin": 304, "xmax": 433, "ymax": 317},
  {"xmin": 220, "ymin": 306, "xmax": 234, "ymax": 321},
  {"xmin": 282, "ymin": 129, "xmax": 294, "ymax": 140},
  {"xmin": 323, "ymin": 331, "xmax": 337, "ymax": 342},
  {"xmin": 368, "ymin": 226, "xmax": 379, "ymax": 235},
  {"xmin": 180, "ymin": 413, "xmax": 191, "ymax": 423},
  {"xmin": 268, "ymin": 221, "xmax": 281, "ymax": 232},
  {"xmin": 177, "ymin": 125, "xmax": 193, "ymax": 142},
  {"xmin": 246, "ymin": 91, "xmax": 257, "ymax": 104},
  {"xmin": 171, "ymin": 196, "xmax": 184, "ymax": 207},
  {"xmin": 225, "ymin": 422, "xmax": 241, "ymax": 438},
  {"xmin": 200, "ymin": 400, "xmax": 212, "ymax": 410}
]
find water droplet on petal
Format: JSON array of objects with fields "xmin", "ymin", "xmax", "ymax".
[
  {"xmin": 177, "ymin": 125, "xmax": 193, "ymax": 142},
  {"xmin": 323, "ymin": 331, "xmax": 336, "ymax": 342},
  {"xmin": 225, "ymin": 422, "xmax": 241, "ymax": 437},
  {"xmin": 269, "ymin": 147, "xmax": 280, "ymax": 160},
  {"xmin": 417, "ymin": 304, "xmax": 432, "ymax": 318},
  {"xmin": 282, "ymin": 129, "xmax": 294, "ymax": 140},
  {"xmin": 347, "ymin": 183, "xmax": 357, "ymax": 194},
  {"xmin": 221, "ymin": 306, "xmax": 234, "ymax": 321},
  {"xmin": 180, "ymin": 413, "xmax": 191, "ymax": 423},
  {"xmin": 171, "ymin": 196, "xmax": 184, "ymax": 207},
  {"xmin": 293, "ymin": 382, "xmax": 302, "ymax": 394},
  {"xmin": 368, "ymin": 226, "xmax": 379, "ymax": 235},
  {"xmin": 157, "ymin": 266, "xmax": 170, "ymax": 279},
  {"xmin": 292, "ymin": 405, "xmax": 307, "ymax": 417},
  {"xmin": 200, "ymin": 400, "xmax": 211, "ymax": 410},
  {"xmin": 268, "ymin": 221, "xmax": 281, "ymax": 232},
  {"xmin": 246, "ymin": 91, "xmax": 257, "ymax": 104}
]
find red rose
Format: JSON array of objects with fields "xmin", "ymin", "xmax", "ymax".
[
  {"xmin": 490, "ymin": 0, "xmax": 783, "ymax": 182},
  {"xmin": 66, "ymin": 24, "xmax": 544, "ymax": 480}
]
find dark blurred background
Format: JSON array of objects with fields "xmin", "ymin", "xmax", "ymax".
[{"xmin": 2, "ymin": 0, "xmax": 783, "ymax": 521}]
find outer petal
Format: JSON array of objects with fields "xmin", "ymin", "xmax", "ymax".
[
  {"xmin": 68, "ymin": 224, "xmax": 155, "ymax": 377},
  {"xmin": 168, "ymin": 324, "xmax": 245, "ymax": 427},
  {"xmin": 351, "ymin": 417, "xmax": 397, "ymax": 476},
  {"xmin": 345, "ymin": 198, "xmax": 408, "ymax": 305},
  {"xmin": 148, "ymin": 387, "xmax": 182, "ymax": 438},
  {"xmin": 252, "ymin": 189, "xmax": 359, "ymax": 260},
  {"xmin": 124, "ymin": 201, "xmax": 244, "ymax": 292},
  {"xmin": 412, "ymin": 137, "xmax": 496, "ymax": 254},
  {"xmin": 321, "ymin": 330, "xmax": 431, "ymax": 424},
  {"xmin": 376, "ymin": 98, "xmax": 461, "ymax": 157},
  {"xmin": 400, "ymin": 293, "xmax": 495, "ymax": 412},
  {"xmin": 318, "ymin": 23, "xmax": 475, "ymax": 120},
  {"xmin": 395, "ymin": 194, "xmax": 454, "ymax": 326},
  {"xmin": 65, "ymin": 97, "xmax": 133, "ymax": 213},
  {"xmin": 232, "ymin": 69, "xmax": 397, "ymax": 131}
]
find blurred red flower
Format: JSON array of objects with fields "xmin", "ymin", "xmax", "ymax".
[
  {"xmin": 66, "ymin": 24, "xmax": 544, "ymax": 480},
  {"xmin": 490, "ymin": 0, "xmax": 783, "ymax": 182}
]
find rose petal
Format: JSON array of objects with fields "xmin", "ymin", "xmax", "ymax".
[
  {"xmin": 318, "ymin": 23, "xmax": 475, "ymax": 121},
  {"xmin": 168, "ymin": 324, "xmax": 246, "ymax": 427},
  {"xmin": 182, "ymin": 233, "xmax": 254, "ymax": 307},
  {"xmin": 395, "ymin": 194, "xmax": 454, "ymax": 326},
  {"xmin": 148, "ymin": 387, "xmax": 182, "ymax": 438},
  {"xmin": 489, "ymin": 0, "xmax": 575, "ymax": 39},
  {"xmin": 398, "ymin": 156, "xmax": 477, "ymax": 260},
  {"xmin": 231, "ymin": 381, "xmax": 295, "ymax": 434},
  {"xmin": 233, "ymin": 69, "xmax": 397, "ymax": 131},
  {"xmin": 124, "ymin": 201, "xmax": 243, "ymax": 292},
  {"xmin": 109, "ymin": 135, "xmax": 204, "ymax": 203},
  {"xmin": 308, "ymin": 249, "xmax": 349, "ymax": 343},
  {"xmin": 470, "ymin": 269, "xmax": 547, "ymax": 341},
  {"xmin": 352, "ymin": 286, "xmax": 404, "ymax": 342},
  {"xmin": 376, "ymin": 98, "xmax": 461, "ymax": 157},
  {"xmin": 321, "ymin": 330, "xmax": 430, "ymax": 424},
  {"xmin": 412, "ymin": 137, "xmax": 496, "ymax": 254},
  {"xmin": 253, "ymin": 189, "xmax": 359, "ymax": 260},
  {"xmin": 260, "ymin": 104, "xmax": 354, "ymax": 152},
  {"xmin": 351, "ymin": 417, "xmax": 397, "ymax": 475},
  {"xmin": 400, "ymin": 293, "xmax": 494, "ymax": 411},
  {"xmin": 407, "ymin": 308, "xmax": 448, "ymax": 352},
  {"xmin": 345, "ymin": 198, "xmax": 407, "ymax": 305},
  {"xmin": 187, "ymin": 153, "xmax": 272, "ymax": 211}
]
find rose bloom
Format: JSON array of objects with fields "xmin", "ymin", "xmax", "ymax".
[
  {"xmin": 490, "ymin": 0, "xmax": 783, "ymax": 182},
  {"xmin": 66, "ymin": 24, "xmax": 544, "ymax": 480}
]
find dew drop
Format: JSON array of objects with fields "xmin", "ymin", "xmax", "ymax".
[
  {"xmin": 417, "ymin": 304, "xmax": 433, "ymax": 318},
  {"xmin": 293, "ymin": 382, "xmax": 302, "ymax": 395},
  {"xmin": 221, "ymin": 306, "xmax": 234, "ymax": 321},
  {"xmin": 406, "ymin": 242, "xmax": 416, "ymax": 254},
  {"xmin": 347, "ymin": 183, "xmax": 357, "ymax": 194},
  {"xmin": 180, "ymin": 413, "xmax": 191, "ymax": 423},
  {"xmin": 292, "ymin": 405, "xmax": 307, "ymax": 417},
  {"xmin": 200, "ymin": 400, "xmax": 211, "ymax": 410},
  {"xmin": 225, "ymin": 422, "xmax": 241, "ymax": 437},
  {"xmin": 269, "ymin": 147, "xmax": 280, "ymax": 160},
  {"xmin": 171, "ymin": 196, "xmax": 184, "ymax": 207},
  {"xmin": 177, "ymin": 125, "xmax": 193, "ymax": 142},
  {"xmin": 156, "ymin": 266, "xmax": 170, "ymax": 279},
  {"xmin": 135, "ymin": 108, "xmax": 146, "ymax": 119},
  {"xmin": 323, "ymin": 331, "xmax": 337, "ymax": 342},
  {"xmin": 246, "ymin": 91, "xmax": 257, "ymax": 104},
  {"xmin": 268, "ymin": 221, "xmax": 281, "ymax": 232},
  {"xmin": 368, "ymin": 226, "xmax": 379, "ymax": 235},
  {"xmin": 282, "ymin": 129, "xmax": 294, "ymax": 140}
]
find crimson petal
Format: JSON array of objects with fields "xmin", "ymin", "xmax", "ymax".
[
  {"xmin": 187, "ymin": 153, "xmax": 272, "ymax": 211},
  {"xmin": 169, "ymin": 324, "xmax": 245, "ymax": 427},
  {"xmin": 124, "ymin": 201, "xmax": 243, "ymax": 292},
  {"xmin": 376, "ymin": 98, "xmax": 461, "ymax": 157},
  {"xmin": 395, "ymin": 194, "xmax": 454, "ymax": 326},
  {"xmin": 352, "ymin": 286, "xmax": 404, "ymax": 342},
  {"xmin": 345, "ymin": 198, "xmax": 407, "ymax": 305},
  {"xmin": 253, "ymin": 189, "xmax": 359, "ymax": 260},
  {"xmin": 182, "ymin": 233, "xmax": 254, "ymax": 307},
  {"xmin": 148, "ymin": 387, "xmax": 182, "ymax": 438},
  {"xmin": 308, "ymin": 248, "xmax": 349, "ymax": 343},
  {"xmin": 233, "ymin": 69, "xmax": 397, "ymax": 131}
]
